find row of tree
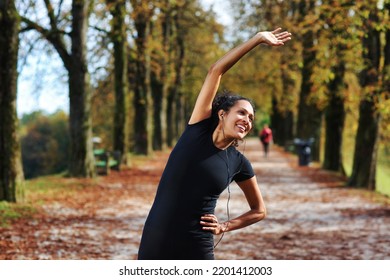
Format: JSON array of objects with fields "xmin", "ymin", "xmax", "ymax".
[
  {"xmin": 228, "ymin": 0, "xmax": 389, "ymax": 190},
  {"xmin": 1, "ymin": 0, "xmax": 225, "ymax": 202},
  {"xmin": 0, "ymin": 0, "xmax": 389, "ymax": 203}
]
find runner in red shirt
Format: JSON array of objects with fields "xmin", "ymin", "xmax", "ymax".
[{"xmin": 259, "ymin": 124, "xmax": 273, "ymax": 157}]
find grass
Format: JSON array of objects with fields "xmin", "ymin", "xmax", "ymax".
[
  {"xmin": 377, "ymin": 164, "xmax": 390, "ymax": 197},
  {"xmin": 24, "ymin": 174, "xmax": 76, "ymax": 196},
  {"xmin": 341, "ymin": 111, "xmax": 390, "ymax": 198},
  {"xmin": 0, "ymin": 173, "xmax": 101, "ymax": 228},
  {"xmin": 0, "ymin": 201, "xmax": 36, "ymax": 228},
  {"xmin": 342, "ymin": 151, "xmax": 390, "ymax": 197}
]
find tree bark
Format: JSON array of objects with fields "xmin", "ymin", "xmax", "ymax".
[
  {"xmin": 271, "ymin": 97, "xmax": 293, "ymax": 146},
  {"xmin": 108, "ymin": 0, "xmax": 129, "ymax": 164},
  {"xmin": 323, "ymin": 61, "xmax": 346, "ymax": 173},
  {"xmin": 167, "ymin": 4, "xmax": 185, "ymax": 146},
  {"xmin": 348, "ymin": 5, "xmax": 381, "ymax": 190},
  {"xmin": 0, "ymin": 0, "xmax": 24, "ymax": 202},
  {"xmin": 159, "ymin": 1, "xmax": 171, "ymax": 151},
  {"xmin": 271, "ymin": 51, "xmax": 295, "ymax": 146},
  {"xmin": 67, "ymin": 0, "xmax": 95, "ymax": 177},
  {"xmin": 131, "ymin": 0, "xmax": 154, "ymax": 155},
  {"xmin": 296, "ymin": 0, "xmax": 322, "ymax": 161},
  {"xmin": 152, "ymin": 0, "xmax": 171, "ymax": 151},
  {"xmin": 384, "ymin": 2, "xmax": 390, "ymax": 97},
  {"xmin": 152, "ymin": 75, "xmax": 163, "ymax": 150},
  {"xmin": 321, "ymin": 1, "xmax": 354, "ymax": 175}
]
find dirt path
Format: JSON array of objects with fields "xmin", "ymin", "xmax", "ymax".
[
  {"xmin": 1, "ymin": 138, "xmax": 390, "ymax": 260},
  {"xmin": 215, "ymin": 139, "xmax": 390, "ymax": 259}
]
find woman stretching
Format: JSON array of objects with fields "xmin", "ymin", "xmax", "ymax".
[{"xmin": 138, "ymin": 28, "xmax": 291, "ymax": 259}]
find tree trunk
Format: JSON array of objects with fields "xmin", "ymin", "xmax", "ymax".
[
  {"xmin": 152, "ymin": 75, "xmax": 163, "ymax": 150},
  {"xmin": 167, "ymin": 5, "xmax": 185, "ymax": 146},
  {"xmin": 348, "ymin": 101, "xmax": 380, "ymax": 189},
  {"xmin": 132, "ymin": 1, "xmax": 154, "ymax": 155},
  {"xmin": 108, "ymin": 0, "xmax": 129, "ymax": 164},
  {"xmin": 323, "ymin": 60, "xmax": 346, "ymax": 173},
  {"xmin": 348, "ymin": 6, "xmax": 381, "ymax": 190},
  {"xmin": 271, "ymin": 97, "xmax": 293, "ymax": 146},
  {"xmin": 296, "ymin": 0, "xmax": 322, "ymax": 161},
  {"xmin": 159, "ymin": 2, "xmax": 171, "ymax": 150},
  {"xmin": 166, "ymin": 90, "xmax": 176, "ymax": 147},
  {"xmin": 176, "ymin": 93, "xmax": 186, "ymax": 137},
  {"xmin": 271, "ymin": 50, "xmax": 295, "ymax": 146},
  {"xmin": 384, "ymin": 2, "xmax": 390, "ymax": 97},
  {"xmin": 0, "ymin": 0, "xmax": 24, "ymax": 202},
  {"xmin": 321, "ymin": 0, "xmax": 355, "ymax": 175},
  {"xmin": 152, "ymin": 1, "xmax": 171, "ymax": 151},
  {"xmin": 68, "ymin": 0, "xmax": 95, "ymax": 177}
]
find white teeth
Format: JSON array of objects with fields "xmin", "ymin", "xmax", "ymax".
[{"xmin": 237, "ymin": 125, "xmax": 246, "ymax": 132}]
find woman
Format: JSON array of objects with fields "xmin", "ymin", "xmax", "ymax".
[{"xmin": 138, "ymin": 28, "xmax": 291, "ymax": 260}]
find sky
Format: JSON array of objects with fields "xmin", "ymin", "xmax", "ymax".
[
  {"xmin": 16, "ymin": 0, "xmax": 233, "ymax": 117},
  {"xmin": 17, "ymin": 55, "xmax": 69, "ymax": 117}
]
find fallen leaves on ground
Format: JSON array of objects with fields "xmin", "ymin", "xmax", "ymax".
[{"xmin": 1, "ymin": 140, "xmax": 389, "ymax": 260}]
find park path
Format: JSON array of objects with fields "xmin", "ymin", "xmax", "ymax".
[
  {"xmin": 1, "ymin": 138, "xmax": 390, "ymax": 260},
  {"xmin": 215, "ymin": 139, "xmax": 390, "ymax": 259}
]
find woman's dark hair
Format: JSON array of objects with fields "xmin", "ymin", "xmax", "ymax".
[{"xmin": 211, "ymin": 90, "xmax": 255, "ymax": 127}]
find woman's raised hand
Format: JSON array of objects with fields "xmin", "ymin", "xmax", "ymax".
[{"xmin": 257, "ymin": 27, "xmax": 292, "ymax": 46}]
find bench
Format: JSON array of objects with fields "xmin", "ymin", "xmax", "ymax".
[{"xmin": 94, "ymin": 149, "xmax": 121, "ymax": 175}]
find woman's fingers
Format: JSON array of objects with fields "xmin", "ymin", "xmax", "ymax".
[
  {"xmin": 200, "ymin": 214, "xmax": 220, "ymax": 233},
  {"xmin": 259, "ymin": 29, "xmax": 291, "ymax": 46},
  {"xmin": 274, "ymin": 32, "xmax": 292, "ymax": 43},
  {"xmin": 271, "ymin": 28, "xmax": 292, "ymax": 42},
  {"xmin": 200, "ymin": 214, "xmax": 225, "ymax": 235},
  {"xmin": 271, "ymin": 27, "xmax": 282, "ymax": 34},
  {"xmin": 278, "ymin": 32, "xmax": 292, "ymax": 40},
  {"xmin": 201, "ymin": 214, "xmax": 218, "ymax": 224}
]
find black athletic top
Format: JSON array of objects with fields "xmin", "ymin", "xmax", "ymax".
[{"xmin": 137, "ymin": 117, "xmax": 255, "ymax": 260}]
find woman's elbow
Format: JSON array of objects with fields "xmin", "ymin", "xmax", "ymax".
[
  {"xmin": 208, "ymin": 62, "xmax": 224, "ymax": 76},
  {"xmin": 255, "ymin": 207, "xmax": 267, "ymax": 222}
]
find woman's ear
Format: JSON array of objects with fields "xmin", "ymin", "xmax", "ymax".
[{"xmin": 218, "ymin": 109, "xmax": 225, "ymax": 120}]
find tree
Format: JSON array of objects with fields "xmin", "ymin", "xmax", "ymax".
[
  {"xmin": 348, "ymin": 2, "xmax": 383, "ymax": 189},
  {"xmin": 380, "ymin": 1, "xmax": 390, "ymax": 155},
  {"xmin": 0, "ymin": 0, "xmax": 24, "ymax": 202},
  {"xmin": 167, "ymin": 0, "xmax": 187, "ymax": 145},
  {"xmin": 151, "ymin": 0, "xmax": 173, "ymax": 151},
  {"xmin": 269, "ymin": 0, "xmax": 300, "ymax": 146},
  {"xmin": 130, "ymin": 0, "xmax": 155, "ymax": 155},
  {"xmin": 107, "ymin": 0, "xmax": 129, "ymax": 164},
  {"xmin": 169, "ymin": 0, "xmax": 225, "ymax": 142},
  {"xmin": 21, "ymin": 0, "xmax": 95, "ymax": 177},
  {"xmin": 296, "ymin": 0, "xmax": 322, "ymax": 161},
  {"xmin": 317, "ymin": 1, "xmax": 359, "ymax": 173}
]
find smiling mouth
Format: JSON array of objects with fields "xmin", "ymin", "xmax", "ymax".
[{"xmin": 236, "ymin": 124, "xmax": 246, "ymax": 133}]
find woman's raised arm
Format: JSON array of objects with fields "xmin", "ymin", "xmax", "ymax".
[{"xmin": 188, "ymin": 28, "xmax": 291, "ymax": 125}]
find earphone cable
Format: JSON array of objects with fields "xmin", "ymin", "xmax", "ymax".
[
  {"xmin": 214, "ymin": 149, "xmax": 231, "ymax": 248},
  {"xmin": 214, "ymin": 139, "xmax": 247, "ymax": 249}
]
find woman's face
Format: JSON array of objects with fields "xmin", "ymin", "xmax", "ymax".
[{"xmin": 222, "ymin": 100, "xmax": 254, "ymax": 140}]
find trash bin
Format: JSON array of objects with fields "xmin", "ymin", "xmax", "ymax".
[{"xmin": 293, "ymin": 138, "xmax": 314, "ymax": 166}]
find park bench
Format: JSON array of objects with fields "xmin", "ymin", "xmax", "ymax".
[{"xmin": 94, "ymin": 149, "xmax": 121, "ymax": 175}]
